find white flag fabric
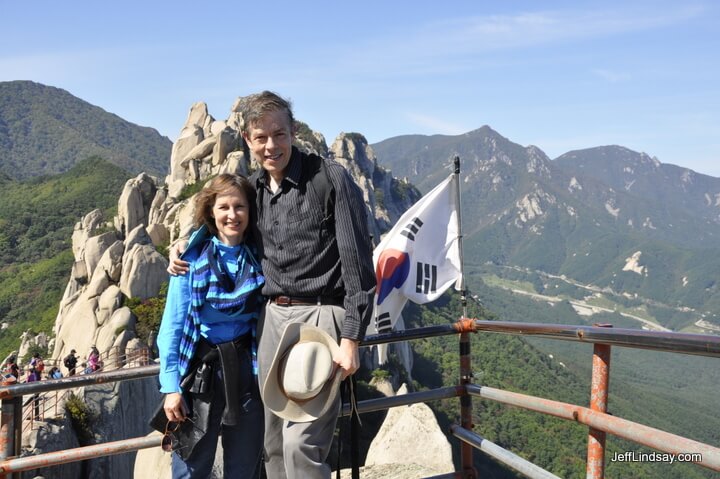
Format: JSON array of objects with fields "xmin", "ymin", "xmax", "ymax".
[{"xmin": 371, "ymin": 174, "xmax": 462, "ymax": 363}]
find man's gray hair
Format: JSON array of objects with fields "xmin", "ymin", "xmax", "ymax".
[{"xmin": 241, "ymin": 91, "xmax": 295, "ymax": 133}]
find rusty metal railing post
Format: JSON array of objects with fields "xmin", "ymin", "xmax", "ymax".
[
  {"xmin": 1, "ymin": 399, "xmax": 14, "ymax": 479},
  {"xmin": 459, "ymin": 325, "xmax": 477, "ymax": 478},
  {"xmin": 0, "ymin": 383, "xmax": 22, "ymax": 479},
  {"xmin": 587, "ymin": 324, "xmax": 612, "ymax": 479}
]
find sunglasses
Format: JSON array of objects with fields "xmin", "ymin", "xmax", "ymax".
[{"xmin": 160, "ymin": 417, "xmax": 205, "ymax": 452}]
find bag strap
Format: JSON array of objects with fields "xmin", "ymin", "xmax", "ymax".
[{"xmin": 336, "ymin": 375, "xmax": 361, "ymax": 479}]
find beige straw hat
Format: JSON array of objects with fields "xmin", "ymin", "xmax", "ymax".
[{"xmin": 262, "ymin": 323, "xmax": 342, "ymax": 423}]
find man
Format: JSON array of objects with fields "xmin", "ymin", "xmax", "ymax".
[
  {"xmin": 170, "ymin": 91, "xmax": 375, "ymax": 479},
  {"xmin": 64, "ymin": 349, "xmax": 78, "ymax": 376}
]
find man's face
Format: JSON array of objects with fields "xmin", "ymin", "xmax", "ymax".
[{"xmin": 243, "ymin": 109, "xmax": 294, "ymax": 181}]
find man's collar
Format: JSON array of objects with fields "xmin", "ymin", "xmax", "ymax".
[
  {"xmin": 283, "ymin": 146, "xmax": 302, "ymax": 186},
  {"xmin": 256, "ymin": 146, "xmax": 302, "ymax": 188}
]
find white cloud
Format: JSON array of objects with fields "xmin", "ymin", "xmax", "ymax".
[
  {"xmin": 344, "ymin": 4, "xmax": 706, "ymax": 74},
  {"xmin": 404, "ymin": 112, "xmax": 469, "ymax": 135}
]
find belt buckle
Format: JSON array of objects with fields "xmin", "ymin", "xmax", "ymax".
[{"xmin": 275, "ymin": 295, "xmax": 291, "ymax": 306}]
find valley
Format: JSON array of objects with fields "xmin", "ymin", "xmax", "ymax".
[{"xmin": 477, "ymin": 264, "xmax": 720, "ymax": 335}]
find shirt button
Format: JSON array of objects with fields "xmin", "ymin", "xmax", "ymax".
[{"xmin": 273, "ymin": 220, "xmax": 279, "ymax": 226}]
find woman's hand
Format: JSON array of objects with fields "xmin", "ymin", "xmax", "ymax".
[{"xmin": 163, "ymin": 392, "xmax": 188, "ymax": 422}]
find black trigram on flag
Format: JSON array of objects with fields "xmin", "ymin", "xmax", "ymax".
[
  {"xmin": 400, "ymin": 217, "xmax": 424, "ymax": 241},
  {"xmin": 416, "ymin": 262, "xmax": 438, "ymax": 294},
  {"xmin": 376, "ymin": 312, "xmax": 393, "ymax": 333}
]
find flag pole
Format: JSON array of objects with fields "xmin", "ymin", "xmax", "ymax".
[
  {"xmin": 454, "ymin": 155, "xmax": 476, "ymax": 477},
  {"xmin": 453, "ymin": 156, "xmax": 467, "ymax": 318}
]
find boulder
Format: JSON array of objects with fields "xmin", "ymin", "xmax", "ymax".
[
  {"xmin": 170, "ymin": 115, "xmax": 205, "ymax": 182},
  {"xmin": 134, "ymin": 434, "xmax": 225, "ymax": 479},
  {"xmin": 116, "ymin": 174, "xmax": 157, "ymax": 236},
  {"xmin": 167, "ymin": 178, "xmax": 187, "ymax": 201},
  {"xmin": 96, "ymin": 309, "xmax": 136, "ymax": 368},
  {"xmin": 147, "ymin": 223, "xmax": 170, "ymax": 247},
  {"xmin": 340, "ymin": 463, "xmax": 447, "ymax": 479},
  {"xmin": 86, "ymin": 241, "xmax": 125, "ymax": 298},
  {"xmin": 124, "ymin": 225, "xmax": 153, "ymax": 255},
  {"xmin": 364, "ymin": 384, "xmax": 454, "ymax": 475},
  {"xmin": 21, "ymin": 415, "xmax": 81, "ymax": 479},
  {"xmin": 53, "ymin": 296, "xmax": 99, "ymax": 361},
  {"xmin": 186, "ymin": 102, "xmax": 209, "ymax": 129},
  {"xmin": 211, "ymin": 128, "xmax": 236, "ymax": 166},
  {"xmin": 210, "ymin": 120, "xmax": 227, "ymax": 137},
  {"xmin": 119, "ymin": 244, "xmax": 169, "ymax": 300},
  {"xmin": 218, "ymin": 150, "xmax": 248, "ymax": 177},
  {"xmin": 71, "ymin": 209, "xmax": 104, "ymax": 261},
  {"xmin": 71, "ymin": 260, "xmax": 88, "ymax": 282},
  {"xmin": 133, "ymin": 433, "xmax": 172, "ymax": 479},
  {"xmin": 84, "ymin": 232, "xmax": 119, "ymax": 280},
  {"xmin": 180, "ymin": 136, "xmax": 216, "ymax": 167},
  {"xmin": 96, "ymin": 285, "xmax": 123, "ymax": 327},
  {"xmin": 148, "ymin": 189, "xmax": 169, "ymax": 225},
  {"xmin": 80, "ymin": 376, "xmax": 164, "ymax": 478}
]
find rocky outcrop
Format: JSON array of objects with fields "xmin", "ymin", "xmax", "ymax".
[
  {"xmin": 20, "ymin": 416, "xmax": 81, "ymax": 479},
  {"xmin": 134, "ymin": 436, "xmax": 225, "ymax": 479},
  {"xmin": 362, "ymin": 384, "xmax": 454, "ymax": 475},
  {"xmin": 115, "ymin": 173, "xmax": 157, "ymax": 236},
  {"xmin": 81, "ymin": 377, "xmax": 163, "ymax": 478}
]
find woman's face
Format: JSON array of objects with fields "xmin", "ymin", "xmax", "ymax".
[{"xmin": 212, "ymin": 187, "xmax": 250, "ymax": 246}]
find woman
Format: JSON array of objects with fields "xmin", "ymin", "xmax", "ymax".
[
  {"xmin": 87, "ymin": 346, "xmax": 100, "ymax": 372},
  {"xmin": 157, "ymin": 174, "xmax": 265, "ymax": 478}
]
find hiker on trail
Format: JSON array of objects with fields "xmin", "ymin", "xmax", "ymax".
[
  {"xmin": 64, "ymin": 349, "xmax": 78, "ymax": 376},
  {"xmin": 87, "ymin": 346, "xmax": 101, "ymax": 372},
  {"xmin": 48, "ymin": 366, "xmax": 63, "ymax": 380},
  {"xmin": 24, "ymin": 365, "xmax": 41, "ymax": 419},
  {"xmin": 29, "ymin": 352, "xmax": 45, "ymax": 380},
  {"xmin": 5, "ymin": 355, "xmax": 19, "ymax": 379}
]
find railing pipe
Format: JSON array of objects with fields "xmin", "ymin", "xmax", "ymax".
[
  {"xmin": 423, "ymin": 473, "xmax": 458, "ymax": 479},
  {"xmin": 466, "ymin": 384, "xmax": 720, "ymax": 472},
  {"xmin": 362, "ymin": 319, "xmax": 720, "ymax": 358},
  {"xmin": 471, "ymin": 320, "xmax": 720, "ymax": 357},
  {"xmin": 587, "ymin": 324, "xmax": 612, "ymax": 479},
  {"xmin": 450, "ymin": 424, "xmax": 561, "ymax": 479},
  {"xmin": 0, "ymin": 435, "xmax": 161, "ymax": 474},
  {"xmin": 0, "ymin": 364, "xmax": 159, "ymax": 400},
  {"xmin": 341, "ymin": 386, "xmax": 462, "ymax": 417},
  {"xmin": 361, "ymin": 322, "xmax": 474, "ymax": 347}
]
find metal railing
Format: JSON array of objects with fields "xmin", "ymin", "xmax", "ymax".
[
  {"xmin": 12, "ymin": 346, "xmax": 153, "ymax": 436},
  {"xmin": 0, "ymin": 320, "xmax": 719, "ymax": 478}
]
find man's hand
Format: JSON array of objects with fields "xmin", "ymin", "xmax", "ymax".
[
  {"xmin": 163, "ymin": 392, "xmax": 188, "ymax": 422},
  {"xmin": 167, "ymin": 240, "xmax": 189, "ymax": 275},
  {"xmin": 335, "ymin": 338, "xmax": 360, "ymax": 379}
]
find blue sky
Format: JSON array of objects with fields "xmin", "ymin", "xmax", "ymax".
[{"xmin": 2, "ymin": 1, "xmax": 719, "ymax": 176}]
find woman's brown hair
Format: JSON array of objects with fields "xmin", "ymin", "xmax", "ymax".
[{"xmin": 192, "ymin": 174, "xmax": 257, "ymax": 243}]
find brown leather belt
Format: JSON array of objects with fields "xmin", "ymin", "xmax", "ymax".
[{"xmin": 270, "ymin": 295, "xmax": 344, "ymax": 307}]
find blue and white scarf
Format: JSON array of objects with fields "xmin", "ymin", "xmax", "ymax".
[{"xmin": 177, "ymin": 238, "xmax": 264, "ymax": 378}]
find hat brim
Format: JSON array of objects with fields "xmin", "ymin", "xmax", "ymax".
[{"xmin": 262, "ymin": 323, "xmax": 342, "ymax": 423}]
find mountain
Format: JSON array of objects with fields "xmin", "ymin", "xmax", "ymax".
[
  {"xmin": 372, "ymin": 128, "xmax": 720, "ymax": 332},
  {"xmin": 0, "ymin": 157, "xmax": 130, "ymax": 355},
  {"xmin": 0, "ymin": 80, "xmax": 171, "ymax": 179},
  {"xmin": 4, "ymin": 90, "xmax": 717, "ymax": 478}
]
